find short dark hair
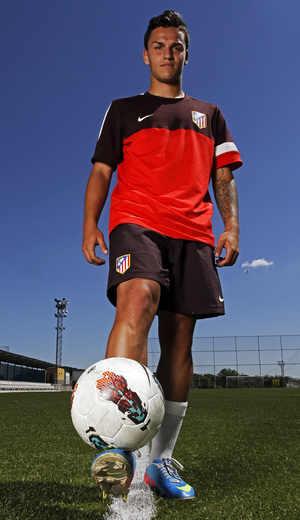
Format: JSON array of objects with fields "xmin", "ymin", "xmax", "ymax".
[{"xmin": 144, "ymin": 10, "xmax": 190, "ymax": 50}]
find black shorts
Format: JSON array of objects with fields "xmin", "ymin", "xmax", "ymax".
[{"xmin": 107, "ymin": 224, "xmax": 225, "ymax": 319}]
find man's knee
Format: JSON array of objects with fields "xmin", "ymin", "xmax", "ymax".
[{"xmin": 116, "ymin": 278, "xmax": 161, "ymax": 320}]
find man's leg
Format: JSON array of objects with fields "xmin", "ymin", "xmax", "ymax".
[
  {"xmin": 157, "ymin": 310, "xmax": 196, "ymax": 401},
  {"xmin": 145, "ymin": 310, "xmax": 196, "ymax": 499},
  {"xmin": 149, "ymin": 310, "xmax": 196, "ymax": 461},
  {"xmin": 92, "ymin": 277, "xmax": 160, "ymax": 500},
  {"xmin": 106, "ymin": 278, "xmax": 161, "ymax": 365}
]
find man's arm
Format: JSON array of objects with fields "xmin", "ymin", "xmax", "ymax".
[
  {"xmin": 211, "ymin": 166, "xmax": 239, "ymax": 267},
  {"xmin": 82, "ymin": 162, "xmax": 113, "ymax": 265}
]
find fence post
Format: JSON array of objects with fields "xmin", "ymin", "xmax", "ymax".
[{"xmin": 257, "ymin": 336, "xmax": 262, "ymax": 376}]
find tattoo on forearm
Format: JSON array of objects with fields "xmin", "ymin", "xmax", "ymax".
[
  {"xmin": 214, "ymin": 173, "xmax": 239, "ymax": 225},
  {"xmin": 215, "ymin": 167, "xmax": 226, "ymax": 182}
]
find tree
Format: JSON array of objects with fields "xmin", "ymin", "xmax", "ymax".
[
  {"xmin": 217, "ymin": 368, "xmax": 240, "ymax": 388},
  {"xmin": 199, "ymin": 375, "xmax": 213, "ymax": 389}
]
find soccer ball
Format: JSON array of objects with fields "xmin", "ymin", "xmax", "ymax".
[{"xmin": 71, "ymin": 357, "xmax": 165, "ymax": 452}]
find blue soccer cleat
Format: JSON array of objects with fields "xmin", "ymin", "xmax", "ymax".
[
  {"xmin": 144, "ymin": 457, "xmax": 195, "ymax": 500},
  {"xmin": 91, "ymin": 449, "xmax": 136, "ymax": 501}
]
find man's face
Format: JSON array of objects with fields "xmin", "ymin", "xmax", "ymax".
[{"xmin": 143, "ymin": 26, "xmax": 188, "ymax": 86}]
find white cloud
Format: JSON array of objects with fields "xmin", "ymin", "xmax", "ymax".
[{"xmin": 242, "ymin": 258, "xmax": 274, "ymax": 268}]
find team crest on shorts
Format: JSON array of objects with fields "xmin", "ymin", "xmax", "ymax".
[
  {"xmin": 191, "ymin": 111, "xmax": 207, "ymax": 129},
  {"xmin": 116, "ymin": 254, "xmax": 131, "ymax": 274}
]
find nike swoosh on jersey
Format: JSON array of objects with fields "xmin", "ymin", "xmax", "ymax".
[{"xmin": 138, "ymin": 114, "xmax": 154, "ymax": 122}]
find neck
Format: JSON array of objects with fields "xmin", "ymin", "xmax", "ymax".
[{"xmin": 148, "ymin": 80, "xmax": 184, "ymax": 99}]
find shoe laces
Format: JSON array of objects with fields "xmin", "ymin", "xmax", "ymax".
[
  {"xmin": 134, "ymin": 449, "xmax": 142, "ymax": 458},
  {"xmin": 158, "ymin": 458, "xmax": 184, "ymax": 483}
]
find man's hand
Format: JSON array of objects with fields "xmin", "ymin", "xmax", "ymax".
[
  {"xmin": 82, "ymin": 225, "xmax": 108, "ymax": 265},
  {"xmin": 215, "ymin": 227, "xmax": 239, "ymax": 267}
]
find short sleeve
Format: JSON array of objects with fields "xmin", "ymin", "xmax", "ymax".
[
  {"xmin": 213, "ymin": 107, "xmax": 242, "ymax": 171},
  {"xmin": 91, "ymin": 101, "xmax": 123, "ymax": 170}
]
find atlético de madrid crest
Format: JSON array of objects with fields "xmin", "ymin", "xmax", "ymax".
[
  {"xmin": 191, "ymin": 111, "xmax": 207, "ymax": 129},
  {"xmin": 116, "ymin": 254, "xmax": 131, "ymax": 274}
]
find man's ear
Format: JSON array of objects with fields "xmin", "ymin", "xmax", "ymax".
[
  {"xmin": 184, "ymin": 50, "xmax": 189, "ymax": 65},
  {"xmin": 143, "ymin": 49, "xmax": 149, "ymax": 65}
]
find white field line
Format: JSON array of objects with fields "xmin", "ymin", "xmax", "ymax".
[{"xmin": 104, "ymin": 445, "xmax": 156, "ymax": 520}]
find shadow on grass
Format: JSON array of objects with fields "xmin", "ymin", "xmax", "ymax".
[{"xmin": 0, "ymin": 481, "xmax": 107, "ymax": 520}]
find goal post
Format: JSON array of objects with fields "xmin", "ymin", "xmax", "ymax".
[{"xmin": 226, "ymin": 375, "xmax": 265, "ymax": 389}]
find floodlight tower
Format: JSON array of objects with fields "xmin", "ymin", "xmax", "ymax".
[
  {"xmin": 55, "ymin": 298, "xmax": 69, "ymax": 367},
  {"xmin": 277, "ymin": 360, "xmax": 286, "ymax": 386}
]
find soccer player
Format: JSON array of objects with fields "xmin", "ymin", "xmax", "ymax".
[{"xmin": 83, "ymin": 10, "xmax": 242, "ymax": 500}]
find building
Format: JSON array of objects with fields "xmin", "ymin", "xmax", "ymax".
[{"xmin": 0, "ymin": 348, "xmax": 84, "ymax": 390}]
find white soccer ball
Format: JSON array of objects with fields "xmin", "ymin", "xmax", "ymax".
[{"xmin": 71, "ymin": 357, "xmax": 165, "ymax": 452}]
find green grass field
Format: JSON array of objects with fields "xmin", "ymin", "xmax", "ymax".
[{"xmin": 0, "ymin": 388, "xmax": 299, "ymax": 520}]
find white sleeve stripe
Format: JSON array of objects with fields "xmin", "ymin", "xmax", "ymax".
[
  {"xmin": 97, "ymin": 104, "xmax": 112, "ymax": 141},
  {"xmin": 215, "ymin": 142, "xmax": 239, "ymax": 157}
]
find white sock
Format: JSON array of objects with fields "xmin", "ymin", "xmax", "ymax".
[{"xmin": 149, "ymin": 400, "xmax": 188, "ymax": 463}]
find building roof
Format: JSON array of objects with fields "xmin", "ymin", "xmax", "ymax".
[
  {"xmin": 0, "ymin": 349, "xmax": 56, "ymax": 370},
  {"xmin": 0, "ymin": 349, "xmax": 84, "ymax": 371}
]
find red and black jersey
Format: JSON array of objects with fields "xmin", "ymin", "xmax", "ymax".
[{"xmin": 92, "ymin": 92, "xmax": 242, "ymax": 246}]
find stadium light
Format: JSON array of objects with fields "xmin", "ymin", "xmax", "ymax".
[
  {"xmin": 55, "ymin": 298, "xmax": 69, "ymax": 369},
  {"xmin": 277, "ymin": 360, "xmax": 286, "ymax": 386}
]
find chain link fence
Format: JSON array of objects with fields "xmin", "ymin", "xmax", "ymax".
[{"xmin": 148, "ymin": 334, "xmax": 300, "ymax": 387}]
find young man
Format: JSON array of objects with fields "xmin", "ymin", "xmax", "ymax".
[{"xmin": 83, "ymin": 10, "xmax": 242, "ymax": 500}]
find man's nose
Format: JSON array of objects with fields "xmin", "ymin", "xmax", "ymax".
[{"xmin": 163, "ymin": 46, "xmax": 173, "ymax": 59}]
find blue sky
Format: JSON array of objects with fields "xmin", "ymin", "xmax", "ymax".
[{"xmin": 1, "ymin": 0, "xmax": 299, "ymax": 373}]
